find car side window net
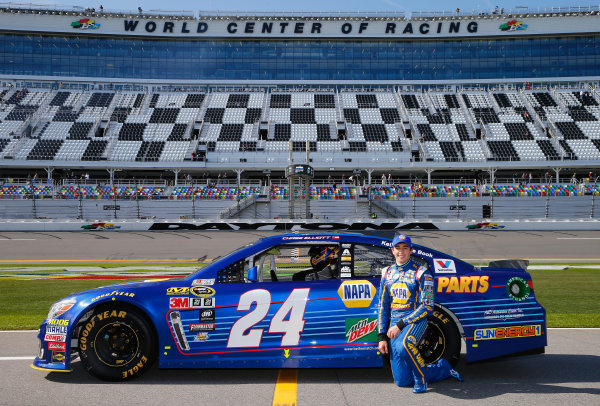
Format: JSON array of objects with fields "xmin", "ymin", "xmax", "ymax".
[
  {"xmin": 251, "ymin": 245, "xmax": 340, "ymax": 282},
  {"xmin": 217, "ymin": 258, "xmax": 248, "ymax": 283}
]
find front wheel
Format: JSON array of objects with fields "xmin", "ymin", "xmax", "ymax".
[
  {"xmin": 419, "ymin": 309, "xmax": 461, "ymax": 366},
  {"xmin": 78, "ymin": 306, "xmax": 156, "ymax": 381}
]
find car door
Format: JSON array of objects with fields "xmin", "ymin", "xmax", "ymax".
[{"xmin": 164, "ymin": 239, "xmax": 391, "ymax": 368}]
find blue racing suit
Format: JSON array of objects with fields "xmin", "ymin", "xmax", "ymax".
[{"xmin": 378, "ymin": 259, "xmax": 453, "ymax": 387}]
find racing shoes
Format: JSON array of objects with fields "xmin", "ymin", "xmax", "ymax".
[
  {"xmin": 412, "ymin": 381, "xmax": 427, "ymax": 394},
  {"xmin": 450, "ymin": 368, "xmax": 464, "ymax": 382}
]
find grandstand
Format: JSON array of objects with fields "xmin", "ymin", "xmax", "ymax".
[{"xmin": 1, "ymin": 4, "xmax": 600, "ymax": 221}]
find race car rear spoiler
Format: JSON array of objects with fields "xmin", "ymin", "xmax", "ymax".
[{"xmin": 488, "ymin": 259, "xmax": 529, "ymax": 270}]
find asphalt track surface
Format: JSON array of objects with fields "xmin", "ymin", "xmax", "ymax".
[
  {"xmin": 0, "ymin": 230, "xmax": 600, "ymax": 262},
  {"xmin": 1, "ymin": 330, "xmax": 598, "ymax": 406}
]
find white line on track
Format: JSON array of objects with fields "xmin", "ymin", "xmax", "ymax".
[
  {"xmin": 0, "ymin": 357, "xmax": 33, "ymax": 360},
  {"xmin": 556, "ymin": 237, "xmax": 600, "ymax": 240},
  {"xmin": 0, "ymin": 239, "xmax": 36, "ymax": 241},
  {"xmin": 0, "ymin": 330, "xmax": 38, "ymax": 333}
]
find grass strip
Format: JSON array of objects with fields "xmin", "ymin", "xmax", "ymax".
[
  {"xmin": 528, "ymin": 269, "xmax": 600, "ymax": 328},
  {"xmin": 0, "ymin": 268, "xmax": 598, "ymax": 330}
]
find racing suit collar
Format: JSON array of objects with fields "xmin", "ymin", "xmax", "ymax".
[{"xmin": 395, "ymin": 259, "xmax": 411, "ymax": 268}]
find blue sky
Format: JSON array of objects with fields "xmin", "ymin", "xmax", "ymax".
[{"xmin": 63, "ymin": 1, "xmax": 590, "ymax": 14}]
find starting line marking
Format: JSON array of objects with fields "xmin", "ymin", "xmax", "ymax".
[{"xmin": 272, "ymin": 369, "xmax": 297, "ymax": 406}]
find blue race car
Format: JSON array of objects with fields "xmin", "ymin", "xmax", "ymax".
[{"xmin": 33, "ymin": 233, "xmax": 546, "ymax": 380}]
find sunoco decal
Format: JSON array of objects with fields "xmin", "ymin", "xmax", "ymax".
[
  {"xmin": 338, "ymin": 280, "xmax": 376, "ymax": 308},
  {"xmin": 345, "ymin": 317, "xmax": 378, "ymax": 343}
]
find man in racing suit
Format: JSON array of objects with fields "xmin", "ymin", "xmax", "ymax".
[
  {"xmin": 378, "ymin": 234, "xmax": 463, "ymax": 393},
  {"xmin": 292, "ymin": 246, "xmax": 339, "ymax": 281}
]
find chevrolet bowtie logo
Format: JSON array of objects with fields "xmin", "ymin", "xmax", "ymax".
[{"xmin": 284, "ymin": 349, "xmax": 290, "ymax": 358}]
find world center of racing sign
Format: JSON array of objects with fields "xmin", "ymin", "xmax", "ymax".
[{"xmin": 1, "ymin": 12, "xmax": 599, "ymax": 39}]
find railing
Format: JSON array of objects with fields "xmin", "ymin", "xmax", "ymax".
[
  {"xmin": 219, "ymin": 195, "xmax": 256, "ymax": 219},
  {"xmin": 411, "ymin": 5, "xmax": 600, "ymax": 18},
  {"xmin": 198, "ymin": 10, "xmax": 406, "ymax": 19},
  {"xmin": 370, "ymin": 196, "xmax": 404, "ymax": 218},
  {"xmin": 2, "ymin": 191, "xmax": 599, "ymax": 221}
]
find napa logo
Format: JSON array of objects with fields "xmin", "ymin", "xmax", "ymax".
[
  {"xmin": 391, "ymin": 282, "xmax": 410, "ymax": 304},
  {"xmin": 499, "ymin": 20, "xmax": 527, "ymax": 31},
  {"xmin": 71, "ymin": 19, "xmax": 100, "ymax": 29},
  {"xmin": 338, "ymin": 280, "xmax": 376, "ymax": 308},
  {"xmin": 433, "ymin": 259, "xmax": 457, "ymax": 274}
]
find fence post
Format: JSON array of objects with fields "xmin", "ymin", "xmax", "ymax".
[
  {"xmin": 136, "ymin": 189, "xmax": 140, "ymax": 220},
  {"xmin": 31, "ymin": 187, "xmax": 37, "ymax": 219},
  {"xmin": 192, "ymin": 180, "xmax": 196, "ymax": 220},
  {"xmin": 591, "ymin": 184, "xmax": 597, "ymax": 219},
  {"xmin": 78, "ymin": 183, "xmax": 83, "ymax": 220},
  {"xmin": 113, "ymin": 191, "xmax": 117, "ymax": 219}
]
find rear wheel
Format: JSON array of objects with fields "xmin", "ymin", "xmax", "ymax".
[
  {"xmin": 419, "ymin": 309, "xmax": 461, "ymax": 366},
  {"xmin": 78, "ymin": 306, "xmax": 156, "ymax": 381}
]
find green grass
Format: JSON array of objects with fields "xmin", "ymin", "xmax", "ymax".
[
  {"xmin": 0, "ymin": 262, "xmax": 202, "ymax": 269},
  {"xmin": 528, "ymin": 269, "xmax": 600, "ymax": 328},
  {"xmin": 0, "ymin": 266, "xmax": 598, "ymax": 330},
  {"xmin": 0, "ymin": 279, "xmax": 147, "ymax": 329}
]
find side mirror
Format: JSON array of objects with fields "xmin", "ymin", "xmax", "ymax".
[{"xmin": 247, "ymin": 266, "xmax": 258, "ymax": 283}]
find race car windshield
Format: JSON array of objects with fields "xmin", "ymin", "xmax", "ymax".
[{"xmin": 189, "ymin": 242, "xmax": 254, "ymax": 276}]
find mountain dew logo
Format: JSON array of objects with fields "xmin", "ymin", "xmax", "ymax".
[
  {"xmin": 345, "ymin": 317, "xmax": 378, "ymax": 343},
  {"xmin": 499, "ymin": 20, "xmax": 527, "ymax": 31},
  {"xmin": 71, "ymin": 19, "xmax": 100, "ymax": 29}
]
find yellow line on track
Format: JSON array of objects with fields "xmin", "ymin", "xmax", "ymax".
[
  {"xmin": 272, "ymin": 369, "xmax": 297, "ymax": 406},
  {"xmin": 463, "ymin": 258, "xmax": 600, "ymax": 261},
  {"xmin": 0, "ymin": 258, "xmax": 204, "ymax": 263}
]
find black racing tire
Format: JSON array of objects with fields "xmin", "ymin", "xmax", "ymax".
[
  {"xmin": 78, "ymin": 305, "xmax": 157, "ymax": 381},
  {"xmin": 419, "ymin": 309, "xmax": 461, "ymax": 367}
]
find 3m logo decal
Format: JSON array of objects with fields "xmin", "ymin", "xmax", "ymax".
[
  {"xmin": 169, "ymin": 297, "xmax": 189, "ymax": 309},
  {"xmin": 338, "ymin": 280, "xmax": 376, "ymax": 308},
  {"xmin": 433, "ymin": 259, "xmax": 456, "ymax": 274}
]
